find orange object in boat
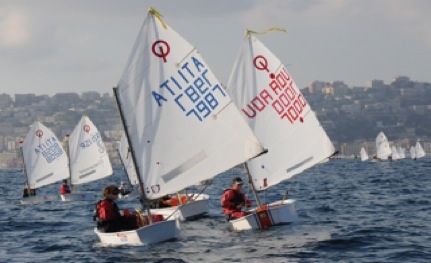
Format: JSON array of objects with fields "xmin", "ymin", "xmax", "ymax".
[
  {"xmin": 256, "ymin": 205, "xmax": 273, "ymax": 228},
  {"xmin": 163, "ymin": 195, "xmax": 188, "ymax": 206}
]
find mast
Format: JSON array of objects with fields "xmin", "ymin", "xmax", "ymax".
[
  {"xmin": 113, "ymin": 87, "xmax": 153, "ymax": 224},
  {"xmin": 116, "ymin": 148, "xmax": 133, "ymax": 191},
  {"xmin": 20, "ymin": 141, "xmax": 30, "ymax": 194},
  {"xmin": 244, "ymin": 162, "xmax": 262, "ymax": 208},
  {"xmin": 65, "ymin": 134, "xmax": 73, "ymax": 190}
]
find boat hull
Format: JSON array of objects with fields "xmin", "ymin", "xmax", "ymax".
[
  {"xmin": 228, "ymin": 199, "xmax": 298, "ymax": 231},
  {"xmin": 151, "ymin": 194, "xmax": 210, "ymax": 221},
  {"xmin": 94, "ymin": 219, "xmax": 181, "ymax": 245},
  {"xmin": 20, "ymin": 195, "xmax": 58, "ymax": 205},
  {"xmin": 61, "ymin": 192, "xmax": 98, "ymax": 201}
]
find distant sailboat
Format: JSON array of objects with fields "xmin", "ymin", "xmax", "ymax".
[
  {"xmin": 375, "ymin": 132, "xmax": 392, "ymax": 160},
  {"xmin": 410, "ymin": 146, "xmax": 417, "ymax": 160},
  {"xmin": 391, "ymin": 146, "xmax": 400, "ymax": 161},
  {"xmin": 415, "ymin": 141, "xmax": 426, "ymax": 159},
  {"xmin": 360, "ymin": 147, "xmax": 369, "ymax": 161},
  {"xmin": 95, "ymin": 7, "xmax": 264, "ymax": 245},
  {"xmin": 61, "ymin": 115, "xmax": 113, "ymax": 201},
  {"xmin": 397, "ymin": 146, "xmax": 406, "ymax": 159},
  {"xmin": 226, "ymin": 30, "xmax": 335, "ymax": 231},
  {"xmin": 20, "ymin": 121, "xmax": 70, "ymax": 205}
]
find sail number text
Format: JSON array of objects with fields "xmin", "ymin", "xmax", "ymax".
[
  {"xmin": 34, "ymin": 136, "xmax": 64, "ymax": 163},
  {"xmin": 242, "ymin": 68, "xmax": 307, "ymax": 123},
  {"xmin": 152, "ymin": 56, "xmax": 227, "ymax": 121},
  {"xmin": 79, "ymin": 132, "xmax": 106, "ymax": 153}
]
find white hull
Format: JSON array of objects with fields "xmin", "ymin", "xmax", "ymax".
[
  {"xmin": 151, "ymin": 194, "xmax": 210, "ymax": 221},
  {"xmin": 60, "ymin": 192, "xmax": 99, "ymax": 201},
  {"xmin": 20, "ymin": 195, "xmax": 58, "ymax": 205},
  {"xmin": 94, "ymin": 219, "xmax": 180, "ymax": 245},
  {"xmin": 228, "ymin": 199, "xmax": 298, "ymax": 231}
]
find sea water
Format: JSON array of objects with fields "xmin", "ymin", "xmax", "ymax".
[{"xmin": 0, "ymin": 158, "xmax": 430, "ymax": 262}]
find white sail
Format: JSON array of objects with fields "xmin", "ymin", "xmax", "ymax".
[
  {"xmin": 410, "ymin": 146, "xmax": 416, "ymax": 159},
  {"xmin": 397, "ymin": 146, "xmax": 406, "ymax": 159},
  {"xmin": 68, "ymin": 115, "xmax": 113, "ymax": 185},
  {"xmin": 115, "ymin": 10, "xmax": 264, "ymax": 199},
  {"xmin": 119, "ymin": 134, "xmax": 139, "ymax": 185},
  {"xmin": 391, "ymin": 146, "xmax": 400, "ymax": 160},
  {"xmin": 415, "ymin": 141, "xmax": 426, "ymax": 159},
  {"xmin": 360, "ymin": 147, "xmax": 368, "ymax": 161},
  {"xmin": 227, "ymin": 34, "xmax": 335, "ymax": 191},
  {"xmin": 22, "ymin": 121, "xmax": 70, "ymax": 189},
  {"xmin": 376, "ymin": 132, "xmax": 392, "ymax": 160}
]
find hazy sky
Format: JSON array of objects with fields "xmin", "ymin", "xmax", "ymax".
[{"xmin": 1, "ymin": 0, "xmax": 431, "ymax": 96}]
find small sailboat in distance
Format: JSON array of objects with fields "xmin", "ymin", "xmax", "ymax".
[
  {"xmin": 61, "ymin": 115, "xmax": 113, "ymax": 201},
  {"xmin": 226, "ymin": 30, "xmax": 336, "ymax": 231},
  {"xmin": 95, "ymin": 7, "xmax": 264, "ymax": 245},
  {"xmin": 360, "ymin": 147, "xmax": 369, "ymax": 162},
  {"xmin": 376, "ymin": 132, "xmax": 392, "ymax": 161},
  {"xmin": 20, "ymin": 121, "xmax": 70, "ymax": 205},
  {"xmin": 415, "ymin": 141, "xmax": 426, "ymax": 159},
  {"xmin": 410, "ymin": 146, "xmax": 417, "ymax": 160}
]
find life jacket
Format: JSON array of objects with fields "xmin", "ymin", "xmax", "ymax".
[
  {"xmin": 60, "ymin": 185, "xmax": 70, "ymax": 194},
  {"xmin": 162, "ymin": 195, "xmax": 188, "ymax": 206},
  {"xmin": 93, "ymin": 199, "xmax": 120, "ymax": 222},
  {"xmin": 222, "ymin": 189, "xmax": 245, "ymax": 208}
]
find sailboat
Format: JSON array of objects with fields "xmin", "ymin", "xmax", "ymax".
[
  {"xmin": 95, "ymin": 7, "xmax": 264, "ymax": 245},
  {"xmin": 375, "ymin": 131, "xmax": 392, "ymax": 160},
  {"xmin": 360, "ymin": 147, "xmax": 369, "ymax": 162},
  {"xmin": 61, "ymin": 115, "xmax": 113, "ymax": 201},
  {"xmin": 225, "ymin": 30, "xmax": 336, "ymax": 231},
  {"xmin": 397, "ymin": 146, "xmax": 406, "ymax": 159},
  {"xmin": 118, "ymin": 134, "xmax": 210, "ymax": 220},
  {"xmin": 415, "ymin": 141, "xmax": 426, "ymax": 159},
  {"xmin": 20, "ymin": 121, "xmax": 70, "ymax": 205},
  {"xmin": 410, "ymin": 146, "xmax": 416, "ymax": 160},
  {"xmin": 391, "ymin": 146, "xmax": 400, "ymax": 161}
]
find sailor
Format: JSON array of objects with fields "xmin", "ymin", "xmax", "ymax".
[
  {"xmin": 23, "ymin": 184, "xmax": 36, "ymax": 198},
  {"xmin": 94, "ymin": 185, "xmax": 139, "ymax": 233},
  {"xmin": 60, "ymin": 179, "xmax": 71, "ymax": 195},
  {"xmin": 118, "ymin": 182, "xmax": 131, "ymax": 196},
  {"xmin": 221, "ymin": 177, "xmax": 252, "ymax": 221}
]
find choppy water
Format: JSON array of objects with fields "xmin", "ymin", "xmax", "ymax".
[{"xmin": 1, "ymin": 158, "xmax": 430, "ymax": 263}]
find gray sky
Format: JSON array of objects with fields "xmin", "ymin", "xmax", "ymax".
[{"xmin": 1, "ymin": 0, "xmax": 431, "ymax": 96}]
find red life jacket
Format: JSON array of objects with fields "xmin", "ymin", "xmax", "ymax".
[
  {"xmin": 96, "ymin": 199, "xmax": 121, "ymax": 221},
  {"xmin": 60, "ymin": 185, "xmax": 70, "ymax": 194},
  {"xmin": 222, "ymin": 189, "xmax": 246, "ymax": 210}
]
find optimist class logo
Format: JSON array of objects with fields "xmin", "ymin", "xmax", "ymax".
[
  {"xmin": 152, "ymin": 40, "xmax": 170, "ymax": 63},
  {"xmin": 83, "ymin": 125, "xmax": 91, "ymax": 133},
  {"xmin": 35, "ymin": 130, "xmax": 43, "ymax": 138}
]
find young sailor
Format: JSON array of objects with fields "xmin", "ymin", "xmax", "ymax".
[
  {"xmin": 118, "ymin": 182, "xmax": 131, "ymax": 196},
  {"xmin": 221, "ymin": 177, "xmax": 252, "ymax": 221},
  {"xmin": 59, "ymin": 179, "xmax": 71, "ymax": 195},
  {"xmin": 94, "ymin": 185, "xmax": 139, "ymax": 233}
]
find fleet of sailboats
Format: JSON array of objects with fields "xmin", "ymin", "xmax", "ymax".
[
  {"xmin": 16, "ymin": 6, "xmax": 428, "ymax": 247},
  {"xmin": 225, "ymin": 30, "xmax": 336, "ymax": 231},
  {"xmin": 95, "ymin": 7, "xmax": 265, "ymax": 245}
]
